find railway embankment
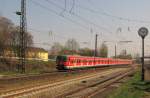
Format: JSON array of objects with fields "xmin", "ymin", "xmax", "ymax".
[
  {"xmin": 0, "ymin": 67, "xmax": 131, "ymax": 98},
  {"xmin": 0, "ymin": 67, "xmax": 122, "ymax": 94},
  {"xmin": 0, "ymin": 60, "xmax": 56, "ymax": 76}
]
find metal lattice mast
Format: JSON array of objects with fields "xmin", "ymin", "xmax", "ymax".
[
  {"xmin": 94, "ymin": 34, "xmax": 98, "ymax": 57},
  {"xmin": 20, "ymin": 0, "xmax": 27, "ymax": 73}
]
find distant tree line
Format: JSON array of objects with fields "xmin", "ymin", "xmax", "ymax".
[
  {"xmin": 49, "ymin": 40, "xmax": 109, "ymax": 58},
  {"xmin": 49, "ymin": 40, "xmax": 133, "ymax": 59}
]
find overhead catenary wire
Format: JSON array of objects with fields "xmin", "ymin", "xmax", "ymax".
[
  {"xmin": 29, "ymin": 28, "xmax": 69, "ymax": 48},
  {"xmin": 28, "ymin": 28, "xmax": 69, "ymax": 40},
  {"xmin": 69, "ymin": 0, "xmax": 75, "ymax": 13},
  {"xmin": 29, "ymin": 26, "xmax": 93, "ymax": 45},
  {"xmin": 47, "ymin": 0, "xmax": 130, "ymax": 41},
  {"xmin": 30, "ymin": 0, "xmax": 114, "ymax": 42},
  {"xmin": 30, "ymin": 0, "xmax": 90, "ymax": 32},
  {"xmin": 81, "ymin": 0, "xmax": 150, "ymax": 24},
  {"xmin": 30, "ymin": 0, "xmax": 127, "ymax": 42},
  {"xmin": 46, "ymin": 0, "xmax": 113, "ymax": 33},
  {"xmin": 52, "ymin": 0, "xmax": 150, "ymax": 24},
  {"xmin": 60, "ymin": 0, "xmax": 67, "ymax": 16},
  {"xmin": 29, "ymin": 28, "xmax": 92, "ymax": 48}
]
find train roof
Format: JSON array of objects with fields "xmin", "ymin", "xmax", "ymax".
[
  {"xmin": 58, "ymin": 55, "xmax": 111, "ymax": 59},
  {"xmin": 56, "ymin": 55, "xmax": 132, "ymax": 61}
]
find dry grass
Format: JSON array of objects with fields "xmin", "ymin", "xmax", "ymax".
[{"xmin": 0, "ymin": 59, "xmax": 56, "ymax": 75}]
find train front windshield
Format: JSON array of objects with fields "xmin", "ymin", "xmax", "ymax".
[
  {"xmin": 56, "ymin": 56, "xmax": 67, "ymax": 69},
  {"xmin": 56, "ymin": 56, "xmax": 67, "ymax": 63},
  {"xmin": 56, "ymin": 56, "xmax": 67, "ymax": 70}
]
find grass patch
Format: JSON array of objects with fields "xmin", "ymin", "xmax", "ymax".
[
  {"xmin": 108, "ymin": 71, "xmax": 147, "ymax": 98},
  {"xmin": 0, "ymin": 60, "xmax": 56, "ymax": 75},
  {"xmin": 0, "ymin": 71, "xmax": 22, "ymax": 76}
]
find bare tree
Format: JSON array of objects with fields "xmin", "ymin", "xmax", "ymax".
[
  {"xmin": 65, "ymin": 38, "xmax": 80, "ymax": 54},
  {"xmin": 10, "ymin": 26, "xmax": 33, "ymax": 47},
  {"xmin": 0, "ymin": 16, "xmax": 33, "ymax": 56},
  {"xmin": 0, "ymin": 16, "xmax": 14, "ymax": 56},
  {"xmin": 9, "ymin": 27, "xmax": 33, "ymax": 56},
  {"xmin": 49, "ymin": 42, "xmax": 63, "ymax": 55},
  {"xmin": 99, "ymin": 43, "xmax": 108, "ymax": 57},
  {"xmin": 79, "ymin": 48, "xmax": 93, "ymax": 56},
  {"xmin": 116, "ymin": 49, "xmax": 132, "ymax": 59}
]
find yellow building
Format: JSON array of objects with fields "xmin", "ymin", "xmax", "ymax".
[
  {"xmin": 2, "ymin": 46, "xmax": 48, "ymax": 61},
  {"xmin": 26, "ymin": 47, "xmax": 48, "ymax": 61}
]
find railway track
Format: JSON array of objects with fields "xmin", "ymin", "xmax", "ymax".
[
  {"xmin": 0, "ymin": 65, "xmax": 130, "ymax": 80},
  {"xmin": 63, "ymin": 68, "xmax": 135, "ymax": 98},
  {"xmin": 0, "ymin": 66, "xmax": 129, "ymax": 94},
  {"xmin": 0, "ymin": 66, "xmax": 130, "ymax": 92},
  {"xmin": 0, "ymin": 67, "xmax": 134, "ymax": 98}
]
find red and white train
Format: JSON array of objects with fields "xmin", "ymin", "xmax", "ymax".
[{"xmin": 56, "ymin": 55, "xmax": 133, "ymax": 70}]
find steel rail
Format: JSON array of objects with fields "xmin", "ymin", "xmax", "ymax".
[
  {"xmin": 58, "ymin": 68, "xmax": 134, "ymax": 98},
  {"xmin": 0, "ymin": 68, "xmax": 129, "ymax": 98}
]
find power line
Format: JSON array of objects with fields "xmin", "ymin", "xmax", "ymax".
[
  {"xmin": 69, "ymin": 0, "xmax": 75, "ymax": 13},
  {"xmin": 30, "ymin": 0, "xmax": 90, "ymax": 31},
  {"xmin": 30, "ymin": 0, "xmax": 127, "ymax": 42},
  {"xmin": 47, "ymin": 0, "xmax": 130, "ymax": 41},
  {"xmin": 79, "ymin": 1, "xmax": 150, "ymax": 24},
  {"xmin": 29, "ymin": 28, "xmax": 92, "ymax": 48},
  {"xmin": 28, "ymin": 28, "xmax": 69, "ymax": 40},
  {"xmin": 60, "ymin": 0, "xmax": 67, "ymax": 15},
  {"xmin": 50, "ymin": 0, "xmax": 146, "ymax": 42},
  {"xmin": 46, "ymin": 0, "xmax": 112, "ymax": 33}
]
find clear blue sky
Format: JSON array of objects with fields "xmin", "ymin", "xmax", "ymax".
[{"xmin": 0, "ymin": 0, "xmax": 150, "ymax": 56}]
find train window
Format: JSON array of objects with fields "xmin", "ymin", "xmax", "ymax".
[
  {"xmin": 56, "ymin": 56, "xmax": 67, "ymax": 62},
  {"xmin": 85, "ymin": 60, "xmax": 87, "ymax": 63},
  {"xmin": 98, "ymin": 60, "xmax": 100, "ymax": 63},
  {"xmin": 106, "ymin": 60, "xmax": 108, "ymax": 64},
  {"xmin": 73, "ymin": 60, "xmax": 76, "ymax": 63},
  {"xmin": 77, "ymin": 59, "xmax": 79, "ymax": 63},
  {"xmin": 103, "ymin": 60, "xmax": 105, "ymax": 64},
  {"xmin": 90, "ymin": 60, "xmax": 92, "ymax": 63},
  {"xmin": 99, "ymin": 60, "xmax": 101, "ymax": 63},
  {"xmin": 71, "ymin": 60, "xmax": 76, "ymax": 63},
  {"xmin": 95, "ymin": 60, "xmax": 97, "ymax": 63},
  {"xmin": 83, "ymin": 60, "xmax": 87, "ymax": 63},
  {"xmin": 89, "ymin": 60, "xmax": 91, "ymax": 63},
  {"xmin": 101, "ymin": 60, "xmax": 103, "ymax": 64},
  {"xmin": 71, "ymin": 60, "xmax": 74, "ymax": 63},
  {"xmin": 83, "ymin": 60, "xmax": 85, "ymax": 63},
  {"xmin": 104, "ymin": 60, "xmax": 105, "ymax": 64},
  {"xmin": 79, "ymin": 60, "xmax": 81, "ymax": 63}
]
